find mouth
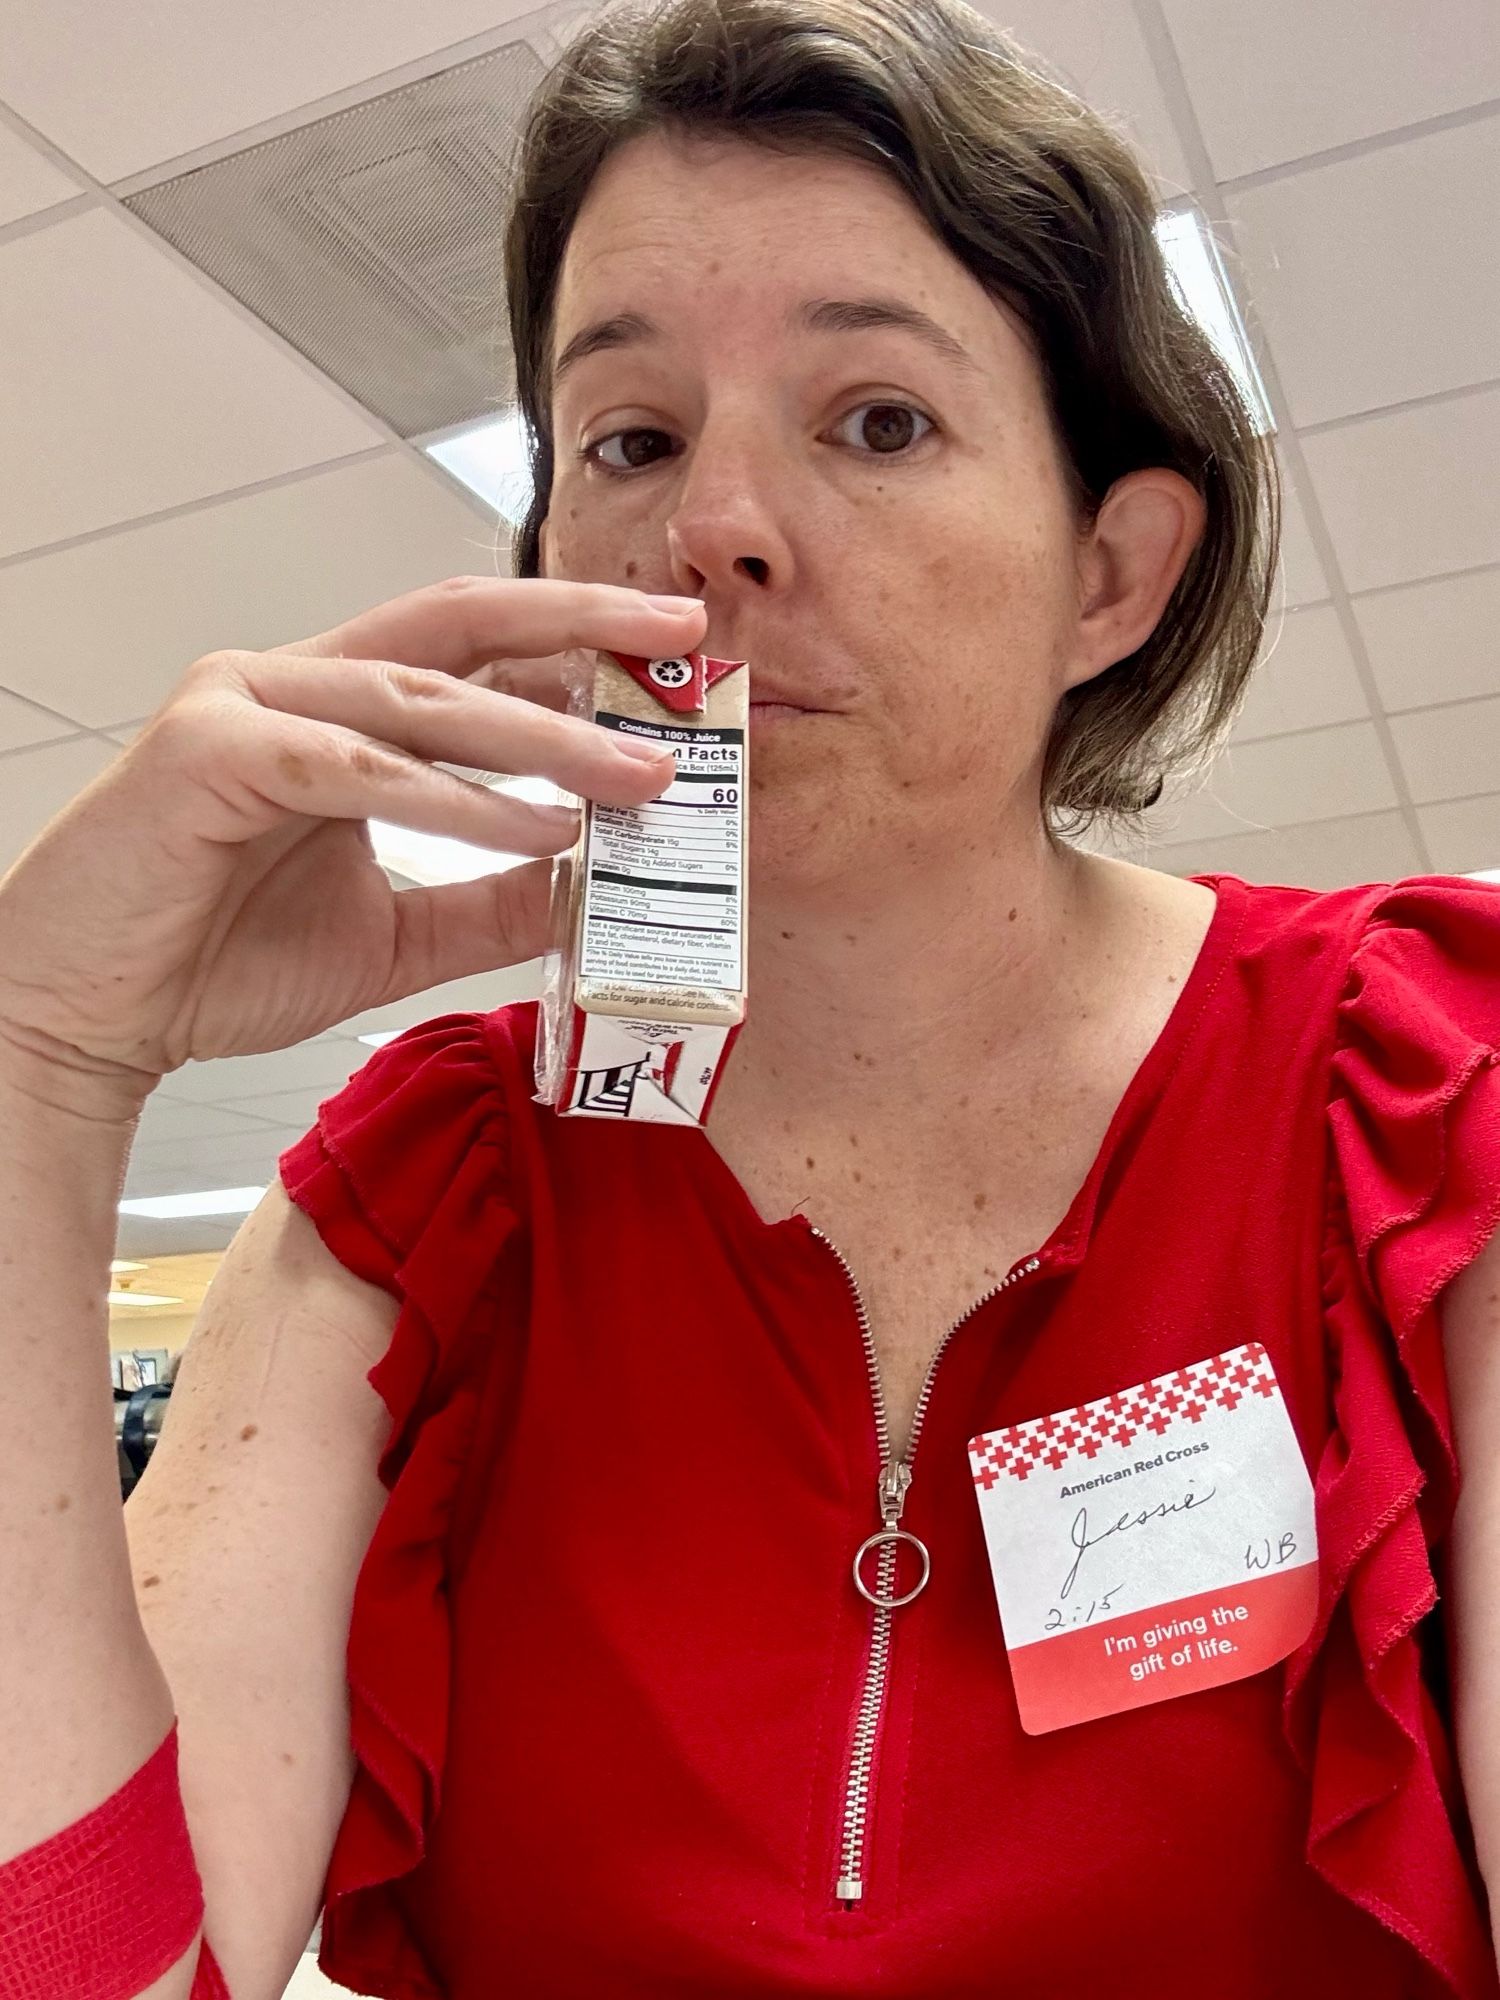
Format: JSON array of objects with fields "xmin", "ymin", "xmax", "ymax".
[{"xmin": 749, "ymin": 699, "xmax": 816, "ymax": 721}]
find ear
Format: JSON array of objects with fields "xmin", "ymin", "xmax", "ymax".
[{"xmin": 1064, "ymin": 468, "xmax": 1206, "ymax": 694}]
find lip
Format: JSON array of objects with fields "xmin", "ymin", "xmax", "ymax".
[{"xmin": 749, "ymin": 700, "xmax": 819, "ymax": 722}]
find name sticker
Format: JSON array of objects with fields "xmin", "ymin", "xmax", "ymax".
[{"xmin": 968, "ymin": 1342, "xmax": 1318, "ymax": 1734}]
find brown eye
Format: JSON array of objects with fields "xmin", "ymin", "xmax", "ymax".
[
  {"xmin": 587, "ymin": 428, "xmax": 674, "ymax": 474},
  {"xmin": 834, "ymin": 401, "xmax": 936, "ymax": 455}
]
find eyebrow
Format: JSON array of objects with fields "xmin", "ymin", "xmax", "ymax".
[{"xmin": 550, "ymin": 294, "xmax": 981, "ymax": 387}]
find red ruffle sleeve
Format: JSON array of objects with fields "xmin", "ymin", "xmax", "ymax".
[
  {"xmin": 1289, "ymin": 877, "xmax": 1500, "ymax": 1998},
  {"xmin": 277, "ymin": 1013, "xmax": 522, "ymax": 2000}
]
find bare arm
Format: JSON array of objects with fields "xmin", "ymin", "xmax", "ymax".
[
  {"xmin": 0, "ymin": 1055, "xmax": 181, "ymax": 1910},
  {"xmin": 0, "ymin": 1048, "xmax": 399, "ymax": 1998},
  {"xmin": 1439, "ymin": 1216, "xmax": 1500, "ymax": 1961}
]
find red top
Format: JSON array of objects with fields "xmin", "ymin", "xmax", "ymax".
[{"xmin": 278, "ymin": 871, "xmax": 1500, "ymax": 2000}]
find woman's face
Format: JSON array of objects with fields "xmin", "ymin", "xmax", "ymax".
[{"xmin": 537, "ymin": 128, "xmax": 1143, "ymax": 892}]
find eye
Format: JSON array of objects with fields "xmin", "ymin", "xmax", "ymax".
[
  {"xmin": 830, "ymin": 400, "xmax": 937, "ymax": 456},
  {"xmin": 581, "ymin": 428, "xmax": 675, "ymax": 476},
  {"xmin": 578, "ymin": 399, "xmax": 938, "ymax": 479}
]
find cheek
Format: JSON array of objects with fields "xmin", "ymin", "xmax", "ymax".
[{"xmin": 540, "ymin": 496, "xmax": 606, "ymax": 580}]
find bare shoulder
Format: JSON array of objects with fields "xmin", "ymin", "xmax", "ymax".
[{"xmin": 1073, "ymin": 851, "xmax": 1219, "ymax": 988}]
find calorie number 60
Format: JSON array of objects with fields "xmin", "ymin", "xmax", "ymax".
[{"xmin": 712, "ymin": 786, "xmax": 739, "ymax": 804}]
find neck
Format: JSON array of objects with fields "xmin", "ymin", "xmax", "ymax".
[{"xmin": 714, "ymin": 825, "xmax": 1100, "ymax": 1134}]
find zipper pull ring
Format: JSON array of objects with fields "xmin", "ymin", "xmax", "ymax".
[{"xmin": 853, "ymin": 1461, "xmax": 930, "ymax": 1609}]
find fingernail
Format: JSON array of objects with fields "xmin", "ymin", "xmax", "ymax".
[
  {"xmin": 615, "ymin": 737, "xmax": 676, "ymax": 765},
  {"xmin": 536, "ymin": 803, "xmax": 582, "ymax": 832},
  {"xmin": 644, "ymin": 594, "xmax": 705, "ymax": 613}
]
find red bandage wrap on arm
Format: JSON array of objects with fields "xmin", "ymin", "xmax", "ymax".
[{"xmin": 0, "ymin": 1719, "xmax": 229, "ymax": 1999}]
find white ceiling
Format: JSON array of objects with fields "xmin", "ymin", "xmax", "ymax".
[{"xmin": 0, "ymin": 0, "xmax": 1496, "ymax": 1255}]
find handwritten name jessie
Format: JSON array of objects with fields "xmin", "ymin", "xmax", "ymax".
[{"xmin": 1060, "ymin": 1486, "xmax": 1219, "ymax": 1599}]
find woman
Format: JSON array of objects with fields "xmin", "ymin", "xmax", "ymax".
[{"xmin": 1, "ymin": 0, "xmax": 1498, "ymax": 1995}]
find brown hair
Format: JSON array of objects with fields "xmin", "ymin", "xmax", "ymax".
[{"xmin": 502, "ymin": 0, "xmax": 1279, "ymax": 838}]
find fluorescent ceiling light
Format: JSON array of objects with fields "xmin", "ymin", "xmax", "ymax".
[
  {"xmin": 1155, "ymin": 206, "xmax": 1274, "ymax": 436},
  {"xmin": 119, "ymin": 1187, "xmax": 266, "ymax": 1219},
  {"xmin": 370, "ymin": 776, "xmax": 566, "ymax": 889},
  {"xmin": 358, "ymin": 1030, "xmax": 404, "ymax": 1048},
  {"xmin": 368, "ymin": 817, "xmax": 529, "ymax": 887},
  {"xmin": 107, "ymin": 1290, "xmax": 184, "ymax": 1308},
  {"xmin": 1463, "ymin": 868, "xmax": 1500, "ymax": 883},
  {"xmin": 424, "ymin": 405, "xmax": 535, "ymax": 523}
]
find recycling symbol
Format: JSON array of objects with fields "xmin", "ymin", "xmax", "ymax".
[{"xmin": 648, "ymin": 656, "xmax": 693, "ymax": 689}]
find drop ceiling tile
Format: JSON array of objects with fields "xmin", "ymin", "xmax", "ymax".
[
  {"xmin": 123, "ymin": 1126, "xmax": 309, "ymax": 1198},
  {"xmin": 0, "ymin": 688, "xmax": 85, "ymax": 752},
  {"xmin": 1161, "ymin": 0, "xmax": 1500, "ymax": 181},
  {"xmin": 0, "ymin": 0, "xmax": 546, "ymax": 184},
  {"xmin": 0, "ymin": 451, "xmax": 491, "ymax": 727},
  {"xmin": 1301, "ymin": 385, "xmax": 1500, "ymax": 593},
  {"xmin": 0, "ymin": 733, "xmax": 119, "ymax": 872},
  {"xmin": 132, "ymin": 1097, "xmax": 293, "ymax": 1148},
  {"xmin": 1416, "ymin": 792, "xmax": 1500, "ymax": 874},
  {"xmin": 0, "ymin": 207, "xmax": 383, "ymax": 560},
  {"xmin": 152, "ymin": 1036, "xmax": 369, "ymax": 1106},
  {"xmin": 973, "ymin": 0, "xmax": 1192, "ymax": 191},
  {"xmin": 1145, "ymin": 721, "xmax": 1399, "ymax": 844},
  {"xmin": 0, "ymin": 120, "xmax": 85, "ymax": 228},
  {"xmin": 1231, "ymin": 603, "xmax": 1368, "ymax": 742},
  {"xmin": 224, "ymin": 1088, "xmax": 329, "ymax": 1131},
  {"xmin": 1389, "ymin": 697, "xmax": 1500, "ymax": 803},
  {"xmin": 1354, "ymin": 565, "xmax": 1500, "ymax": 712},
  {"xmin": 1223, "ymin": 118, "xmax": 1500, "ymax": 428},
  {"xmin": 1275, "ymin": 482, "xmax": 1329, "ymax": 609},
  {"xmin": 115, "ymin": 1214, "xmax": 240, "ymax": 1260},
  {"xmin": 1149, "ymin": 808, "xmax": 1422, "ymax": 889}
]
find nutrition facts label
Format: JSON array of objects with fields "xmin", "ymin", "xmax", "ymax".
[{"xmin": 581, "ymin": 713, "xmax": 744, "ymax": 989}]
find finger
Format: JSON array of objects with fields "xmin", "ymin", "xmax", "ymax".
[
  {"xmin": 380, "ymin": 858, "xmax": 557, "ymax": 1001},
  {"xmin": 283, "ymin": 575, "xmax": 706, "ymax": 682},
  {"xmin": 199, "ymin": 708, "xmax": 586, "ymax": 854},
  {"xmin": 230, "ymin": 653, "xmax": 678, "ymax": 808},
  {"xmin": 466, "ymin": 653, "xmax": 572, "ymax": 714}
]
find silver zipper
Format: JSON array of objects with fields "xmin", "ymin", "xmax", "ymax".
[{"xmin": 809, "ymin": 1225, "xmax": 1044, "ymax": 1907}]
